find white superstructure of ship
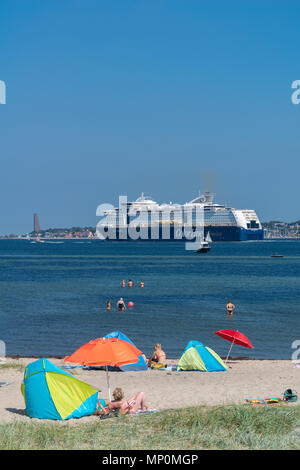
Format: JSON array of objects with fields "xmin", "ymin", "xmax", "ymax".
[{"xmin": 97, "ymin": 192, "xmax": 263, "ymax": 241}]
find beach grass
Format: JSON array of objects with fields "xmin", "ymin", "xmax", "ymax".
[
  {"xmin": 0, "ymin": 404, "xmax": 299, "ymax": 450},
  {"xmin": 0, "ymin": 362, "xmax": 25, "ymax": 372}
]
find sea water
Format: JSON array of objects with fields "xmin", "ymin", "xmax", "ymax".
[{"xmin": 0, "ymin": 239, "xmax": 299, "ymax": 359}]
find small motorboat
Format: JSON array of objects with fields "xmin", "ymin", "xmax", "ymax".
[
  {"xmin": 195, "ymin": 233, "xmax": 211, "ymax": 254},
  {"xmin": 195, "ymin": 241, "xmax": 210, "ymax": 253},
  {"xmin": 271, "ymin": 254, "xmax": 284, "ymax": 258}
]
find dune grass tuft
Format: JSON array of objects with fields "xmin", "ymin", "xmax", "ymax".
[
  {"xmin": 0, "ymin": 362, "xmax": 25, "ymax": 372},
  {"xmin": 0, "ymin": 404, "xmax": 299, "ymax": 450}
]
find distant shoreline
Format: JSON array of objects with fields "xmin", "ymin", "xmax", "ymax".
[
  {"xmin": 0, "ymin": 237, "xmax": 95, "ymax": 240},
  {"xmin": 1, "ymin": 237, "xmax": 300, "ymax": 241}
]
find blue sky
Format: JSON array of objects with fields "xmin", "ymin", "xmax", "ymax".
[{"xmin": 1, "ymin": 0, "xmax": 300, "ymax": 234}]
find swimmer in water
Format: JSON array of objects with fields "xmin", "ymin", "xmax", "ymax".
[
  {"xmin": 121, "ymin": 280, "xmax": 125, "ymax": 288},
  {"xmin": 106, "ymin": 300, "xmax": 111, "ymax": 311},
  {"xmin": 226, "ymin": 300, "xmax": 235, "ymax": 315},
  {"xmin": 128, "ymin": 280, "xmax": 133, "ymax": 288},
  {"xmin": 140, "ymin": 280, "xmax": 144, "ymax": 288},
  {"xmin": 117, "ymin": 298, "xmax": 126, "ymax": 311}
]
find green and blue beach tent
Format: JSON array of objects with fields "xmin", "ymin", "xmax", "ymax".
[
  {"xmin": 177, "ymin": 340, "xmax": 228, "ymax": 372},
  {"xmin": 21, "ymin": 358, "xmax": 98, "ymax": 420}
]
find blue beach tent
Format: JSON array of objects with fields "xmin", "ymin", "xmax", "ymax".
[
  {"xmin": 104, "ymin": 331, "xmax": 148, "ymax": 371},
  {"xmin": 177, "ymin": 340, "xmax": 228, "ymax": 372},
  {"xmin": 21, "ymin": 358, "xmax": 99, "ymax": 420}
]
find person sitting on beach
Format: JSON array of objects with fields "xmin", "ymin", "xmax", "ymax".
[
  {"xmin": 128, "ymin": 280, "xmax": 133, "ymax": 288},
  {"xmin": 226, "ymin": 300, "xmax": 235, "ymax": 315},
  {"xmin": 95, "ymin": 387, "xmax": 151, "ymax": 415},
  {"xmin": 117, "ymin": 298, "xmax": 126, "ymax": 311},
  {"xmin": 95, "ymin": 387, "xmax": 124, "ymax": 415},
  {"xmin": 147, "ymin": 343, "xmax": 167, "ymax": 368}
]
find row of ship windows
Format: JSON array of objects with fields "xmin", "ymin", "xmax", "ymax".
[{"xmin": 104, "ymin": 215, "xmax": 237, "ymax": 223}]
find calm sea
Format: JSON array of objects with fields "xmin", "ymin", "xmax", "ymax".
[{"xmin": 0, "ymin": 239, "xmax": 299, "ymax": 359}]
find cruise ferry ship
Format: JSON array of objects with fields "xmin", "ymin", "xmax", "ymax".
[{"xmin": 96, "ymin": 192, "xmax": 264, "ymax": 242}]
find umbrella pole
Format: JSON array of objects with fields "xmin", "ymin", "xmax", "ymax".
[
  {"xmin": 225, "ymin": 338, "xmax": 235, "ymax": 364},
  {"xmin": 106, "ymin": 365, "xmax": 111, "ymax": 401}
]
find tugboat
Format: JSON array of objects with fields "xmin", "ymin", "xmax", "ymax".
[{"xmin": 195, "ymin": 232, "xmax": 211, "ymax": 253}]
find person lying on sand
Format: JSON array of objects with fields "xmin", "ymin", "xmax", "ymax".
[
  {"xmin": 95, "ymin": 387, "xmax": 152, "ymax": 415},
  {"xmin": 147, "ymin": 343, "xmax": 167, "ymax": 367}
]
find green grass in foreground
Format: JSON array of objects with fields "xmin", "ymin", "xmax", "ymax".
[{"xmin": 0, "ymin": 405, "xmax": 299, "ymax": 450}]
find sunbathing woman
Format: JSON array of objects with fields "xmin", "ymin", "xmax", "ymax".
[
  {"xmin": 95, "ymin": 387, "xmax": 124, "ymax": 415},
  {"xmin": 120, "ymin": 391, "xmax": 151, "ymax": 414},
  {"xmin": 95, "ymin": 388, "xmax": 151, "ymax": 415},
  {"xmin": 147, "ymin": 343, "xmax": 167, "ymax": 368}
]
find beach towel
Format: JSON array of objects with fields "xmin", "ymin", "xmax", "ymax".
[
  {"xmin": 149, "ymin": 364, "xmax": 177, "ymax": 371},
  {"xmin": 150, "ymin": 363, "xmax": 166, "ymax": 370},
  {"xmin": 62, "ymin": 365, "xmax": 85, "ymax": 370},
  {"xmin": 99, "ymin": 409, "xmax": 160, "ymax": 419},
  {"xmin": 245, "ymin": 397, "xmax": 288, "ymax": 406},
  {"xmin": 134, "ymin": 409, "xmax": 159, "ymax": 414}
]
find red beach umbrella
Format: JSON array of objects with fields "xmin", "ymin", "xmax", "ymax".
[{"xmin": 214, "ymin": 329, "xmax": 254, "ymax": 363}]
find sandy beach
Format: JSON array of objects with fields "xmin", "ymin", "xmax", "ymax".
[{"xmin": 0, "ymin": 357, "xmax": 299, "ymax": 424}]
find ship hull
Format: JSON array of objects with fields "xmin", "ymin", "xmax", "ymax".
[{"xmin": 99, "ymin": 226, "xmax": 264, "ymax": 241}]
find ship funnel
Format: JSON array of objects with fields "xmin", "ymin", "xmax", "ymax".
[
  {"xmin": 203, "ymin": 192, "xmax": 214, "ymax": 204},
  {"xmin": 189, "ymin": 191, "xmax": 214, "ymax": 204}
]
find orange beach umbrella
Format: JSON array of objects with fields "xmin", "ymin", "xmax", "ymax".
[{"xmin": 64, "ymin": 337, "xmax": 142, "ymax": 400}]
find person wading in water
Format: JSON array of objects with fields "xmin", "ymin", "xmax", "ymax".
[{"xmin": 226, "ymin": 300, "xmax": 235, "ymax": 316}]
